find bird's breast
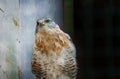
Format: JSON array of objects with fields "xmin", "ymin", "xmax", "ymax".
[
  {"xmin": 34, "ymin": 30, "xmax": 70, "ymax": 55},
  {"xmin": 32, "ymin": 51, "xmax": 70, "ymax": 79}
]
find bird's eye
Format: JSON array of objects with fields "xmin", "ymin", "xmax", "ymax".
[{"xmin": 44, "ymin": 19, "xmax": 51, "ymax": 23}]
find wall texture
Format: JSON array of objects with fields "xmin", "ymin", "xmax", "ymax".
[{"xmin": 0, "ymin": 0, "xmax": 63, "ymax": 79}]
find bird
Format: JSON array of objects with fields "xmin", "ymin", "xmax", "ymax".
[{"xmin": 31, "ymin": 18, "xmax": 77, "ymax": 79}]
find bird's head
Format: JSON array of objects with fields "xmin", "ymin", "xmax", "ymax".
[{"xmin": 35, "ymin": 18, "xmax": 59, "ymax": 33}]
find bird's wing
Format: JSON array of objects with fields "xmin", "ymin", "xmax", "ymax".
[
  {"xmin": 63, "ymin": 53, "xmax": 77, "ymax": 79},
  {"xmin": 65, "ymin": 33, "xmax": 76, "ymax": 57},
  {"xmin": 63, "ymin": 34, "xmax": 77, "ymax": 78}
]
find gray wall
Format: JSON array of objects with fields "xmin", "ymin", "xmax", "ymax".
[{"xmin": 0, "ymin": 0, "xmax": 63, "ymax": 79}]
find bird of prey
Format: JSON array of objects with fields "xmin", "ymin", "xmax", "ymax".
[{"xmin": 31, "ymin": 18, "xmax": 77, "ymax": 79}]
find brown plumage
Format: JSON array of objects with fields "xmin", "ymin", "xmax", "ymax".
[{"xmin": 31, "ymin": 18, "xmax": 77, "ymax": 79}]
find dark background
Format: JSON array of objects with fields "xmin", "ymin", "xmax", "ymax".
[{"xmin": 64, "ymin": 0, "xmax": 120, "ymax": 79}]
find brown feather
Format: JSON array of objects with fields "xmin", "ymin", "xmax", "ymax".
[{"xmin": 34, "ymin": 28, "xmax": 69, "ymax": 55}]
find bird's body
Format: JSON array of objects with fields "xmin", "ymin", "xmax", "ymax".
[{"xmin": 31, "ymin": 18, "xmax": 77, "ymax": 79}]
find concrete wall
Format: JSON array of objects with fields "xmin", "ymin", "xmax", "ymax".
[{"xmin": 0, "ymin": 0, "xmax": 63, "ymax": 79}]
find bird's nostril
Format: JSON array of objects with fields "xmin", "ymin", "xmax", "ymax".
[{"xmin": 39, "ymin": 22, "xmax": 44, "ymax": 26}]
